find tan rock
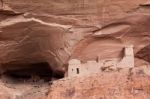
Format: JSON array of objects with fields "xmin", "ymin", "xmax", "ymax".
[{"xmin": 47, "ymin": 70, "xmax": 150, "ymax": 99}]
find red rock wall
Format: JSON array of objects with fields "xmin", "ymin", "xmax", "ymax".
[
  {"xmin": 0, "ymin": 0, "xmax": 150, "ymax": 72},
  {"xmin": 0, "ymin": 0, "xmax": 150, "ymax": 99},
  {"xmin": 47, "ymin": 70, "xmax": 150, "ymax": 99}
]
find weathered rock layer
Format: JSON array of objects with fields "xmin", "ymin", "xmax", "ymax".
[
  {"xmin": 0, "ymin": 0, "xmax": 150, "ymax": 73},
  {"xmin": 0, "ymin": 0, "xmax": 150, "ymax": 99}
]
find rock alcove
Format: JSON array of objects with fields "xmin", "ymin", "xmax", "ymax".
[{"xmin": 0, "ymin": 62, "xmax": 65, "ymax": 83}]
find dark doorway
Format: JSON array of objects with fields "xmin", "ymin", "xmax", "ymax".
[{"xmin": 76, "ymin": 68, "xmax": 79, "ymax": 74}]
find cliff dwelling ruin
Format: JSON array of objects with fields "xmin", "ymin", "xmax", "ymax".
[
  {"xmin": 1, "ymin": 0, "xmax": 150, "ymax": 98},
  {"xmin": 68, "ymin": 45, "xmax": 134, "ymax": 77}
]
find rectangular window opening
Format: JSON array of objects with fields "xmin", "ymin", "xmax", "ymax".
[{"xmin": 77, "ymin": 68, "xmax": 79, "ymax": 74}]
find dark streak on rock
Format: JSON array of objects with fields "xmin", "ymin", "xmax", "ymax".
[{"xmin": 0, "ymin": 0, "xmax": 3, "ymax": 7}]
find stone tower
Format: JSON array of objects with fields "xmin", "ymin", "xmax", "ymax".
[
  {"xmin": 68, "ymin": 59, "xmax": 81, "ymax": 77},
  {"xmin": 117, "ymin": 45, "xmax": 134, "ymax": 68}
]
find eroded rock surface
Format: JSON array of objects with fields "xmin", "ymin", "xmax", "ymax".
[
  {"xmin": 47, "ymin": 68, "xmax": 150, "ymax": 99},
  {"xmin": 0, "ymin": 0, "xmax": 149, "ymax": 73},
  {"xmin": 0, "ymin": 0, "xmax": 150, "ymax": 99}
]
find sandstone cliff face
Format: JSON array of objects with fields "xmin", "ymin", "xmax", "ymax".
[
  {"xmin": 0, "ymin": 0, "xmax": 150, "ymax": 99},
  {"xmin": 72, "ymin": 14, "xmax": 150, "ymax": 62},
  {"xmin": 47, "ymin": 69, "xmax": 150, "ymax": 99},
  {"xmin": 0, "ymin": 0, "xmax": 150, "ymax": 73}
]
